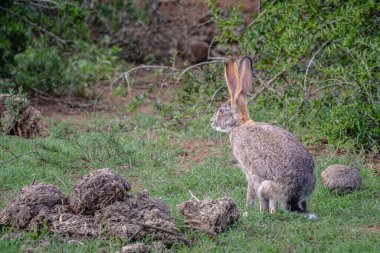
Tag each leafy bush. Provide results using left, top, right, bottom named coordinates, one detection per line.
left=11, top=41, right=121, bottom=94
left=208, top=0, right=379, bottom=151
left=0, top=0, right=123, bottom=94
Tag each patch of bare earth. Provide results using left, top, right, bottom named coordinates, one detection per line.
left=366, top=224, right=380, bottom=234
left=31, top=71, right=177, bottom=126
left=176, top=138, right=226, bottom=172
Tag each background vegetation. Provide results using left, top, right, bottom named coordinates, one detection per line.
left=0, top=1, right=379, bottom=252
left=208, top=0, right=379, bottom=151
left=0, top=0, right=124, bottom=95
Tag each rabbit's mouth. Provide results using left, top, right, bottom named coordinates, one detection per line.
left=211, top=122, right=235, bottom=133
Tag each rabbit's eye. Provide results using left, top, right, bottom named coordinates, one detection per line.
left=218, top=109, right=224, bottom=115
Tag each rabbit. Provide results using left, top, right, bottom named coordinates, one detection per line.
left=211, top=56, right=316, bottom=213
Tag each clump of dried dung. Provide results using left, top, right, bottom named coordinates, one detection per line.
left=321, top=164, right=362, bottom=194
left=0, top=183, right=67, bottom=229
left=98, top=192, right=178, bottom=241
left=121, top=242, right=150, bottom=253
left=70, top=168, right=131, bottom=214
left=0, top=169, right=186, bottom=247
left=0, top=94, right=44, bottom=138
left=49, top=204, right=102, bottom=237
left=179, top=197, right=240, bottom=235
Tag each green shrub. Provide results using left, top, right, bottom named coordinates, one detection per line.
left=0, top=1, right=123, bottom=94
left=207, top=0, right=379, bottom=151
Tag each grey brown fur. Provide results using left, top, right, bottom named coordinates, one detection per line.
left=211, top=56, right=316, bottom=213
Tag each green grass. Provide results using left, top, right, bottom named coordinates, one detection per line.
left=0, top=110, right=379, bottom=253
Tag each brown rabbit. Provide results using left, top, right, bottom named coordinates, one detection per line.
left=211, top=56, right=316, bottom=213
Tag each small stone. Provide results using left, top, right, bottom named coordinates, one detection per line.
left=321, top=165, right=362, bottom=194
left=308, top=213, right=318, bottom=221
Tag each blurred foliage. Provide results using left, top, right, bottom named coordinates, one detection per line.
left=205, top=0, right=379, bottom=151
left=0, top=0, right=124, bottom=94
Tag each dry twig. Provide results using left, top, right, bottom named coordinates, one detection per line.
left=0, top=151, right=36, bottom=166
left=303, top=40, right=331, bottom=88
left=131, top=221, right=192, bottom=246
left=175, top=60, right=227, bottom=84
left=248, top=0, right=277, bottom=27
left=0, top=6, right=67, bottom=44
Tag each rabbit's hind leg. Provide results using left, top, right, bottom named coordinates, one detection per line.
left=301, top=200, right=307, bottom=212
left=246, top=178, right=256, bottom=208
left=258, top=180, right=280, bottom=213
left=269, top=199, right=278, bottom=214
left=248, top=174, right=266, bottom=210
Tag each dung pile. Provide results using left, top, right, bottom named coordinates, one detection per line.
left=0, top=94, right=43, bottom=138
left=0, top=183, right=67, bottom=229
left=178, top=197, right=240, bottom=235
left=70, top=169, right=131, bottom=214
left=0, top=169, right=184, bottom=246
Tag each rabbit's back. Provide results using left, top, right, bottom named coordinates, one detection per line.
left=230, top=121, right=316, bottom=197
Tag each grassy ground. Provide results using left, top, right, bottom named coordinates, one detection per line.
left=0, top=87, right=379, bottom=252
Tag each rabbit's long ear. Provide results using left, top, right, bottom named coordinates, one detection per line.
left=237, top=56, right=253, bottom=99
left=224, top=59, right=240, bottom=107
left=236, top=56, right=253, bottom=122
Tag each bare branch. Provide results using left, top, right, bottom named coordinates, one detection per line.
left=206, top=37, right=229, bottom=61
left=0, top=6, right=67, bottom=44
left=249, top=68, right=286, bottom=102
left=207, top=86, right=223, bottom=109
left=247, top=0, right=277, bottom=27
left=175, top=60, right=227, bottom=84
left=131, top=220, right=192, bottom=245
left=111, top=65, right=179, bottom=88
left=304, top=40, right=331, bottom=86
left=0, top=151, right=36, bottom=166
left=0, top=144, right=17, bottom=158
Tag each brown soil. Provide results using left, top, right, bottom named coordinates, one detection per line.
left=177, top=139, right=226, bottom=171
left=31, top=73, right=176, bottom=126
left=178, top=197, right=240, bottom=235
left=367, top=224, right=380, bottom=233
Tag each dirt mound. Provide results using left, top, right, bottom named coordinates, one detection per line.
left=0, top=94, right=44, bottom=138
left=0, top=169, right=187, bottom=247
left=179, top=197, right=240, bottom=235
left=0, top=183, right=67, bottom=229
left=321, top=165, right=362, bottom=194
left=70, top=168, right=131, bottom=214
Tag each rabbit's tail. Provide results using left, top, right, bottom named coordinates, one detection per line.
left=287, top=199, right=307, bottom=213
